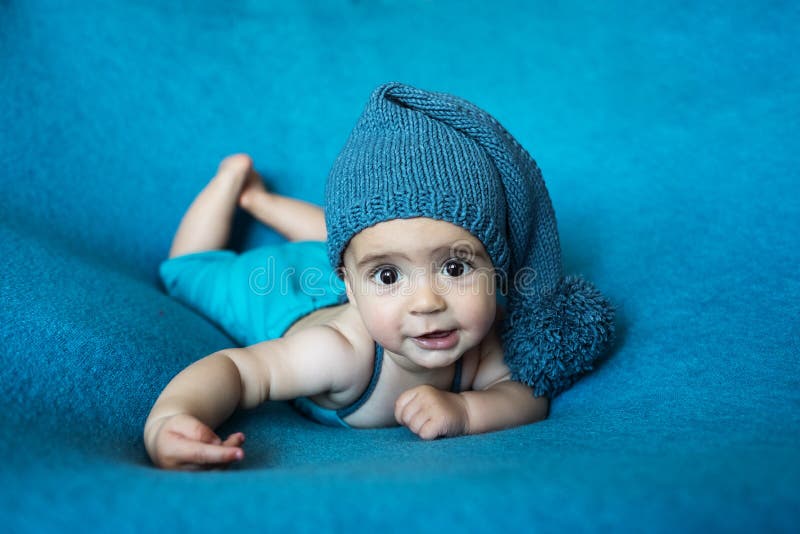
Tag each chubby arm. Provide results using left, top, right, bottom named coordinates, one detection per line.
left=460, top=380, right=549, bottom=435
left=144, top=326, right=355, bottom=469
left=459, top=329, right=549, bottom=435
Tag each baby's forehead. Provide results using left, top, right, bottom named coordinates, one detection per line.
left=344, top=217, right=490, bottom=264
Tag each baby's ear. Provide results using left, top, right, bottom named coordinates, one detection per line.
left=340, top=268, right=358, bottom=307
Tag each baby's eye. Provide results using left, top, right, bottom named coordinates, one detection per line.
left=442, top=259, right=473, bottom=278
left=371, top=266, right=400, bottom=286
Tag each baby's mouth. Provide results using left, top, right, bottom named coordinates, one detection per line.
left=418, top=330, right=453, bottom=339
left=411, top=329, right=459, bottom=350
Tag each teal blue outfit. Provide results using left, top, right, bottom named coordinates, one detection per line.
left=160, top=240, right=465, bottom=428
left=160, top=241, right=345, bottom=347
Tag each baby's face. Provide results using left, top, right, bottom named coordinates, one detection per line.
left=342, top=217, right=496, bottom=370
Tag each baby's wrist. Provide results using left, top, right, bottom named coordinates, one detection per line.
left=143, top=411, right=181, bottom=453
left=455, top=392, right=472, bottom=436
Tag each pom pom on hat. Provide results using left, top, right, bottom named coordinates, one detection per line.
left=325, top=82, right=615, bottom=398
left=502, top=276, right=615, bottom=398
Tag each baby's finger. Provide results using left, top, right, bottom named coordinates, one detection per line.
left=394, top=390, right=419, bottom=424
left=408, top=411, right=431, bottom=435
left=170, top=437, right=244, bottom=468
left=221, top=432, right=246, bottom=447
left=417, top=419, right=442, bottom=441
left=396, top=398, right=424, bottom=427
left=169, top=415, right=222, bottom=444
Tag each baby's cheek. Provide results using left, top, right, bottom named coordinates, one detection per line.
left=462, top=293, right=497, bottom=337
left=361, top=302, right=403, bottom=345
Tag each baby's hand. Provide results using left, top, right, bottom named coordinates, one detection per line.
left=145, top=414, right=245, bottom=470
left=394, top=385, right=469, bottom=440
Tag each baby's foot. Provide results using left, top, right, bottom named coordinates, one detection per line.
left=214, top=153, right=253, bottom=192
left=237, top=161, right=269, bottom=211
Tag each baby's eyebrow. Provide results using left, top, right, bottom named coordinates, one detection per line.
left=432, top=244, right=490, bottom=262
left=355, top=252, right=411, bottom=269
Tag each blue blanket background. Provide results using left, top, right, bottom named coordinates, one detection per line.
left=2, top=1, right=798, bottom=531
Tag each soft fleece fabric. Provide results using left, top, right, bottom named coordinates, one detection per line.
left=1, top=1, right=798, bottom=531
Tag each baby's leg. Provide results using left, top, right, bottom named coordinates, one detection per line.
left=239, top=169, right=327, bottom=242
left=168, top=154, right=252, bottom=258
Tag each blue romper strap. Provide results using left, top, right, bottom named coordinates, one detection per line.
left=337, top=343, right=385, bottom=418
left=450, top=357, right=463, bottom=393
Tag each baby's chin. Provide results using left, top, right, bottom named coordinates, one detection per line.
left=399, top=340, right=472, bottom=369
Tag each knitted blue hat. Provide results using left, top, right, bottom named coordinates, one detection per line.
left=325, top=82, right=614, bottom=398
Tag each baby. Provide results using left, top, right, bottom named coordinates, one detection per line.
left=144, top=82, right=614, bottom=470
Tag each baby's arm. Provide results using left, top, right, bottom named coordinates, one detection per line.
left=394, top=331, right=548, bottom=440
left=144, top=326, right=356, bottom=470
left=458, top=379, right=548, bottom=435
left=459, top=330, right=549, bottom=435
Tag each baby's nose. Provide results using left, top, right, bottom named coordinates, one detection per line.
left=408, top=276, right=446, bottom=314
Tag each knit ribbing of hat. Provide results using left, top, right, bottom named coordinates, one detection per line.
left=381, top=83, right=563, bottom=296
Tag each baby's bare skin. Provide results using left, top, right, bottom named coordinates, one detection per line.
left=144, top=155, right=549, bottom=471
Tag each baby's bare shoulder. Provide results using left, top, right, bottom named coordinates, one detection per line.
left=281, top=303, right=376, bottom=394
left=286, top=303, right=373, bottom=356
left=329, top=305, right=376, bottom=356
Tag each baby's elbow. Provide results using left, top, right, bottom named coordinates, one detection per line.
left=530, top=395, right=549, bottom=423
left=239, top=375, right=270, bottom=410
left=504, top=380, right=549, bottom=424
left=216, top=348, right=271, bottom=409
